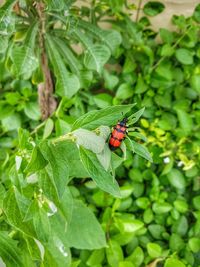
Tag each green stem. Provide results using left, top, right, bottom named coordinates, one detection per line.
left=150, top=24, right=193, bottom=72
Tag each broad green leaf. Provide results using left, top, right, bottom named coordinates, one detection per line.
left=74, top=29, right=111, bottom=73
left=79, top=20, right=121, bottom=52
left=0, top=232, right=24, bottom=267
left=167, top=168, right=186, bottom=189
left=175, top=48, right=194, bottom=65
left=119, top=261, right=135, bottom=267
left=86, top=249, right=105, bottom=266
left=176, top=109, right=193, bottom=135
left=40, top=142, right=69, bottom=198
left=45, top=0, right=65, bottom=11
left=147, top=243, right=162, bottom=258
left=93, top=93, right=113, bottom=108
left=169, top=234, right=185, bottom=251
left=72, top=104, right=135, bottom=130
left=188, top=237, right=200, bottom=252
left=193, top=4, right=200, bottom=23
left=24, top=102, right=40, bottom=121
left=66, top=200, right=106, bottom=249
left=116, top=83, right=134, bottom=100
left=1, top=113, right=21, bottom=131
left=0, top=0, right=17, bottom=22
left=159, top=28, right=174, bottom=44
left=53, top=37, right=82, bottom=74
left=190, top=74, right=200, bottom=93
left=152, top=202, right=172, bottom=214
left=164, top=258, right=186, bottom=267
left=106, top=240, right=124, bottom=267
left=129, top=139, right=152, bottom=162
left=97, top=144, right=112, bottom=171
left=127, top=246, right=144, bottom=266
left=25, top=146, right=48, bottom=174
left=79, top=147, right=120, bottom=197
left=127, top=107, right=145, bottom=125
left=143, top=1, right=165, bottom=16
left=135, top=75, right=148, bottom=94
left=0, top=36, right=8, bottom=53
left=46, top=35, right=80, bottom=98
left=3, top=187, right=35, bottom=236
left=43, top=118, right=54, bottom=139
left=44, top=236, right=71, bottom=267
left=10, top=22, right=39, bottom=79
left=118, top=218, right=144, bottom=233
left=73, top=128, right=105, bottom=154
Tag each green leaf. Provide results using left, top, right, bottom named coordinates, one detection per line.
left=129, top=139, right=152, bottom=162
left=79, top=20, right=122, bottom=53
left=46, top=35, right=80, bottom=98
left=10, top=22, right=39, bottom=79
left=86, top=249, right=105, bottom=266
left=135, top=75, right=148, bottom=94
left=25, top=146, right=48, bottom=174
left=40, top=142, right=69, bottom=198
left=24, top=102, right=40, bottom=121
left=93, top=93, right=113, bottom=108
left=175, top=48, right=194, bottom=65
left=190, top=74, right=200, bottom=93
left=188, top=237, right=200, bottom=253
left=0, top=0, right=17, bottom=21
left=116, top=83, right=134, bottom=100
left=176, top=109, right=193, bottom=135
left=74, top=29, right=111, bottom=73
left=79, top=146, right=121, bottom=197
left=72, top=104, right=135, bottom=130
left=126, top=246, right=144, bottom=266
left=3, top=187, right=35, bottom=236
left=66, top=200, right=106, bottom=249
left=164, top=258, right=186, bottom=267
left=152, top=202, right=172, bottom=214
left=96, top=144, right=111, bottom=171
left=106, top=240, right=124, bottom=267
left=53, top=37, right=82, bottom=74
left=159, top=28, right=174, bottom=44
left=143, top=1, right=165, bottom=16
left=45, top=0, right=65, bottom=11
left=43, top=118, right=54, bottom=139
left=169, top=234, right=185, bottom=251
left=193, top=4, right=200, bottom=23
left=27, top=199, right=51, bottom=242
left=44, top=236, right=71, bottom=267
left=73, top=128, right=105, bottom=154
left=0, top=232, right=24, bottom=267
left=1, top=113, right=21, bottom=131
left=167, top=169, right=186, bottom=190
left=147, top=243, right=162, bottom=258
left=128, top=107, right=145, bottom=125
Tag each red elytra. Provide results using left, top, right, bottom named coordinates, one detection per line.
left=109, top=118, right=128, bottom=151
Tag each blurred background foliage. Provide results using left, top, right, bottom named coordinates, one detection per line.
left=0, top=0, right=200, bottom=267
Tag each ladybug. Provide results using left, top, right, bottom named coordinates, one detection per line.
left=109, top=117, right=128, bottom=151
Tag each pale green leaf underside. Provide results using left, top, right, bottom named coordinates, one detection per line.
left=79, top=147, right=121, bottom=197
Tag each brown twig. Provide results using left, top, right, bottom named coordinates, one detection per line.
left=136, top=0, right=143, bottom=22
left=36, top=2, right=57, bottom=120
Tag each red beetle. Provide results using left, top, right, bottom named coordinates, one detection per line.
left=109, top=118, right=128, bottom=151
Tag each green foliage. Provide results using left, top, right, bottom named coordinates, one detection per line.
left=0, top=1, right=200, bottom=267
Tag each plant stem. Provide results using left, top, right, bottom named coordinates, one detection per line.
left=150, top=24, right=192, bottom=72
left=36, top=2, right=57, bottom=120
left=136, top=0, right=143, bottom=22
